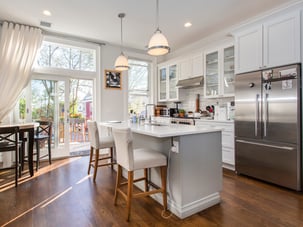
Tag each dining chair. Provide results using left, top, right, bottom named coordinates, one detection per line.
left=0, top=126, right=20, bottom=187
left=34, top=121, right=52, bottom=170
left=87, top=120, right=115, bottom=182
left=112, top=127, right=168, bottom=221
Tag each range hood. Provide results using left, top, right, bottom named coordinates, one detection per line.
left=176, top=76, right=204, bottom=88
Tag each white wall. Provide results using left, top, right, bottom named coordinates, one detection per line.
left=99, top=44, right=156, bottom=122
left=100, top=44, right=127, bottom=122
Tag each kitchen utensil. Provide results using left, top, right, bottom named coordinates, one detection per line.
left=195, top=94, right=200, bottom=112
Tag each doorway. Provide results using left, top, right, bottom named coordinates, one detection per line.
left=30, top=78, right=93, bottom=158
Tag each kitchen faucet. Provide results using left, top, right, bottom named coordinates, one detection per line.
left=145, top=104, right=155, bottom=123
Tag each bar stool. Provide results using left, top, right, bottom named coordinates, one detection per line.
left=0, top=126, right=20, bottom=187
left=87, top=120, right=115, bottom=182
left=112, top=127, right=168, bottom=221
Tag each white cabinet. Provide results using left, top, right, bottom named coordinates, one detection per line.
left=179, top=58, right=192, bottom=81
left=158, top=63, right=179, bottom=102
left=204, top=45, right=235, bottom=98
left=192, top=53, right=204, bottom=77
left=178, top=53, right=203, bottom=80
left=234, top=11, right=300, bottom=74
left=195, top=120, right=235, bottom=170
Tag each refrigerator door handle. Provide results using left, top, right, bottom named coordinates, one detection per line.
left=264, top=93, right=269, bottom=137
left=255, top=94, right=260, bottom=137
left=236, top=139, right=294, bottom=151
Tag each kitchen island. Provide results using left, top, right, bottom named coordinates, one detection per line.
left=100, top=122, right=222, bottom=219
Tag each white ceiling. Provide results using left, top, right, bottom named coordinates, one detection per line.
left=0, top=0, right=299, bottom=52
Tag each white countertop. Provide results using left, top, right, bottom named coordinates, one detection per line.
left=100, top=121, right=222, bottom=138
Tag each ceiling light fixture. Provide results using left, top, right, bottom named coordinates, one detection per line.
left=147, top=0, right=170, bottom=56
left=43, top=10, right=52, bottom=16
left=114, top=13, right=129, bottom=71
left=184, top=22, right=192, bottom=28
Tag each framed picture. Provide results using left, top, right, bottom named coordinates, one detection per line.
left=105, top=69, right=122, bottom=89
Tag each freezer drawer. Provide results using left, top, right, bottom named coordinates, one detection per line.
left=235, top=139, right=301, bottom=191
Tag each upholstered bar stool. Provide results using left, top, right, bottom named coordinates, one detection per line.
left=87, top=120, right=115, bottom=182
left=112, top=127, right=168, bottom=221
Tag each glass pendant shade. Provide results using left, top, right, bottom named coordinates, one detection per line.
left=115, top=52, right=129, bottom=71
left=115, top=13, right=129, bottom=71
left=147, top=29, right=170, bottom=56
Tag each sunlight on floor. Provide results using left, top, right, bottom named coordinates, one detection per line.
left=0, top=157, right=81, bottom=192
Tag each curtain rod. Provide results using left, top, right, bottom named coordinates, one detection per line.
left=0, top=20, right=106, bottom=46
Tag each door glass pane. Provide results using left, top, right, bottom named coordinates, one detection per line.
left=31, top=80, right=58, bottom=156
left=69, top=79, right=93, bottom=155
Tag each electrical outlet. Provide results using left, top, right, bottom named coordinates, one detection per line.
left=171, top=140, right=179, bottom=153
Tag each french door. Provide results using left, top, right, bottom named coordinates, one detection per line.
left=29, top=76, right=93, bottom=158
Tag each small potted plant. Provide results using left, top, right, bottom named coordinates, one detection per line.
left=178, top=109, right=185, bottom=118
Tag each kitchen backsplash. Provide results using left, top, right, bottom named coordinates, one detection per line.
left=164, top=86, right=234, bottom=112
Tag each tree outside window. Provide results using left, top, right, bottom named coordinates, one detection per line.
left=36, top=41, right=96, bottom=72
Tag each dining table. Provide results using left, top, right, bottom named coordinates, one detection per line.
left=0, top=122, right=38, bottom=177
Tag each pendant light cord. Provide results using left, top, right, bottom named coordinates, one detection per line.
left=156, top=0, right=159, bottom=31
left=120, top=15, right=123, bottom=52
left=118, top=13, right=125, bottom=53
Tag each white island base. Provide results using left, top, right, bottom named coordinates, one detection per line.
left=132, top=130, right=222, bottom=219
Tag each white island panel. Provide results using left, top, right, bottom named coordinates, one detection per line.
left=101, top=122, right=222, bottom=219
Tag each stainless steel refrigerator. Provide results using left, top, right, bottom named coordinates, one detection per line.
left=235, top=64, right=302, bottom=191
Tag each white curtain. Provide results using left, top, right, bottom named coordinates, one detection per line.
left=0, top=21, right=43, bottom=122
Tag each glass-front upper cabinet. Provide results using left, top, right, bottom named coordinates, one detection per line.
left=158, top=67, right=167, bottom=101
left=204, top=44, right=235, bottom=98
left=158, top=63, right=178, bottom=102
left=205, top=51, right=219, bottom=97
left=168, top=64, right=177, bottom=100
left=223, top=46, right=235, bottom=96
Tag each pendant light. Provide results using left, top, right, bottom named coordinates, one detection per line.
left=115, top=13, right=129, bottom=71
left=147, top=0, right=170, bottom=56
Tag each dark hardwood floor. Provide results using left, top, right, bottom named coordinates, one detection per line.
left=0, top=156, right=302, bottom=227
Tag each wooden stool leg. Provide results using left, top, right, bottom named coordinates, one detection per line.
left=93, top=149, right=99, bottom=182
left=36, top=141, right=40, bottom=171
left=144, top=168, right=148, bottom=192
left=48, top=138, right=52, bottom=164
left=114, top=165, right=122, bottom=205
left=18, top=148, right=22, bottom=178
left=110, top=147, right=114, bottom=169
left=87, top=147, right=93, bottom=174
left=127, top=171, right=134, bottom=222
left=19, top=131, right=25, bottom=171
left=15, top=148, right=18, bottom=187
left=161, top=166, right=168, bottom=211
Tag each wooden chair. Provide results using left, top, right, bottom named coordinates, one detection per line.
left=112, top=127, right=168, bottom=221
left=87, top=120, right=115, bottom=182
left=34, top=121, right=52, bottom=170
left=0, top=126, right=20, bottom=187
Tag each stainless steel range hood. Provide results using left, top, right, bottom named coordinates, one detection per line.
left=176, top=76, right=204, bottom=88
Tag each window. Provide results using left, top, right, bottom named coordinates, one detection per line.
left=128, top=59, right=150, bottom=117
left=36, top=41, right=96, bottom=72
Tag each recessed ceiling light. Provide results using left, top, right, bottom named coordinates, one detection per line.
left=184, top=22, right=192, bottom=28
left=43, top=10, right=52, bottom=16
